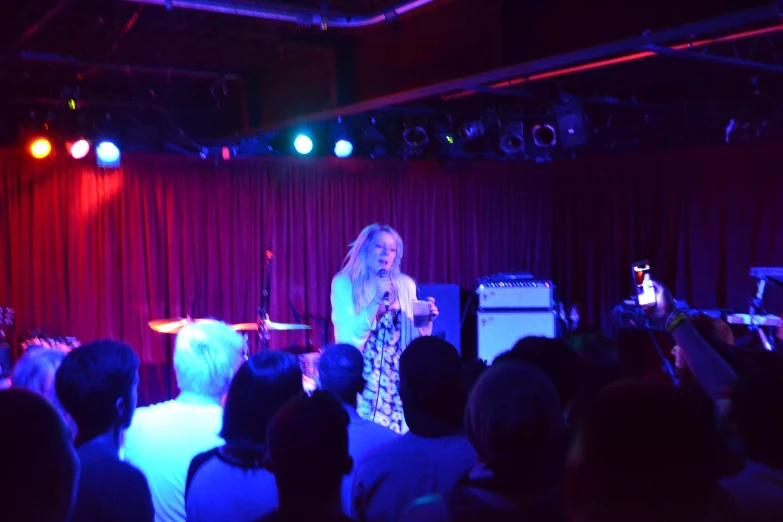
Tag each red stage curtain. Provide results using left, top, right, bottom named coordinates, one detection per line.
left=2, top=144, right=782, bottom=403
left=0, top=153, right=552, bottom=403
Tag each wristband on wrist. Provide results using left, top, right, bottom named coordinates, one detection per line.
left=665, top=310, right=689, bottom=333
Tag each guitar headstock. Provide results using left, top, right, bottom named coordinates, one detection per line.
left=0, top=308, right=14, bottom=341
left=0, top=307, right=14, bottom=327
left=19, top=327, right=80, bottom=352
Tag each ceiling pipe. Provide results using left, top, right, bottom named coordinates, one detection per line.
left=12, top=0, right=75, bottom=48
left=444, top=22, right=783, bottom=101
left=642, top=43, right=783, bottom=73
left=220, top=4, right=783, bottom=139
left=119, top=0, right=441, bottom=28
left=18, top=51, right=242, bottom=81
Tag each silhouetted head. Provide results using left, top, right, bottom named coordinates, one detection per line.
left=565, top=330, right=624, bottom=426
left=0, top=388, right=79, bottom=522
left=55, top=339, right=139, bottom=445
left=318, top=344, right=365, bottom=406
left=220, top=351, right=303, bottom=447
left=12, top=346, right=67, bottom=405
left=566, top=380, right=720, bottom=522
left=466, top=361, right=568, bottom=492
left=267, top=390, right=352, bottom=508
left=400, top=336, right=465, bottom=436
left=732, top=351, right=783, bottom=470
left=495, top=336, right=582, bottom=411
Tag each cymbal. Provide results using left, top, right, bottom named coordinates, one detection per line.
left=149, top=318, right=311, bottom=334
left=148, top=318, right=190, bottom=334
left=232, top=321, right=312, bottom=331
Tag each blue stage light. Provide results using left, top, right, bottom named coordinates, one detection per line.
left=334, top=140, right=353, bottom=158
left=96, top=141, right=120, bottom=167
left=294, top=135, right=313, bottom=155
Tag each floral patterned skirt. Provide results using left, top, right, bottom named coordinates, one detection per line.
left=356, top=309, right=404, bottom=434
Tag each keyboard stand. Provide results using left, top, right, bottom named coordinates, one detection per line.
left=745, top=267, right=783, bottom=351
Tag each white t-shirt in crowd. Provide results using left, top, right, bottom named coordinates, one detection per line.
left=123, top=398, right=224, bottom=522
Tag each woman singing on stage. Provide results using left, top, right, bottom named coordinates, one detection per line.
left=330, top=224, right=439, bottom=434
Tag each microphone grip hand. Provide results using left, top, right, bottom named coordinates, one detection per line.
left=375, top=270, right=393, bottom=304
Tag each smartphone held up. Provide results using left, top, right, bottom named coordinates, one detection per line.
left=632, top=260, right=656, bottom=309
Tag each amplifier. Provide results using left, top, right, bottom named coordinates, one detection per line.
left=0, top=342, right=10, bottom=378
left=477, top=311, right=561, bottom=363
left=476, top=280, right=555, bottom=310
left=418, top=284, right=461, bottom=355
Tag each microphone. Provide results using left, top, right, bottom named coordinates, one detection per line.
left=378, top=269, right=390, bottom=305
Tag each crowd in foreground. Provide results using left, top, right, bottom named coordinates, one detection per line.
left=2, top=281, right=782, bottom=522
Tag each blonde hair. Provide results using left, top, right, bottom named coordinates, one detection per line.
left=173, top=321, right=246, bottom=398
left=339, top=224, right=404, bottom=314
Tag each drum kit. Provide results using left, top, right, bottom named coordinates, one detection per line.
left=149, top=314, right=318, bottom=391
left=148, top=249, right=311, bottom=344
left=147, top=250, right=320, bottom=390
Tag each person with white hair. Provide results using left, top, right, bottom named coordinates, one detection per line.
left=123, top=321, right=247, bottom=522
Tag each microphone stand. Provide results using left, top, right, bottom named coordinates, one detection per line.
left=259, top=250, right=274, bottom=353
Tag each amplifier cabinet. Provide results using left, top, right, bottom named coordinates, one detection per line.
left=476, top=280, right=555, bottom=310
left=418, top=284, right=461, bottom=355
left=477, top=310, right=561, bottom=363
left=0, top=342, right=10, bottom=378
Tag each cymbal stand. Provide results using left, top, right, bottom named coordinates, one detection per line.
left=259, top=250, right=274, bottom=353
left=258, top=308, right=271, bottom=353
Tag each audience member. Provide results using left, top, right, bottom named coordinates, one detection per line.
left=123, top=321, right=247, bottom=522
left=721, top=351, right=783, bottom=521
left=351, top=336, right=477, bottom=522
left=494, top=336, right=582, bottom=417
left=11, top=346, right=66, bottom=399
left=564, top=330, right=623, bottom=427
left=0, top=388, right=79, bottom=522
left=11, top=346, right=77, bottom=436
left=660, top=311, right=747, bottom=476
left=318, top=344, right=399, bottom=515
left=186, top=352, right=304, bottom=522
left=649, top=282, right=737, bottom=401
left=260, top=390, right=355, bottom=522
left=56, top=339, right=154, bottom=522
left=565, top=380, right=736, bottom=522
left=402, top=361, right=569, bottom=522
left=672, top=313, right=737, bottom=378
left=461, top=358, right=489, bottom=394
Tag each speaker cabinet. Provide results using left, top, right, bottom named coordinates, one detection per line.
left=477, top=310, right=560, bottom=363
left=418, top=284, right=461, bottom=355
left=0, top=342, right=11, bottom=377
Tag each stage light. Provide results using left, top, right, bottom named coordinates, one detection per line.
left=294, top=134, right=313, bottom=155
left=532, top=124, right=557, bottom=148
left=402, top=126, right=429, bottom=148
left=69, top=139, right=90, bottom=159
left=498, top=122, right=525, bottom=156
left=96, top=141, right=120, bottom=168
left=334, top=139, right=353, bottom=158
left=457, top=121, right=484, bottom=141
left=30, top=139, right=52, bottom=159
